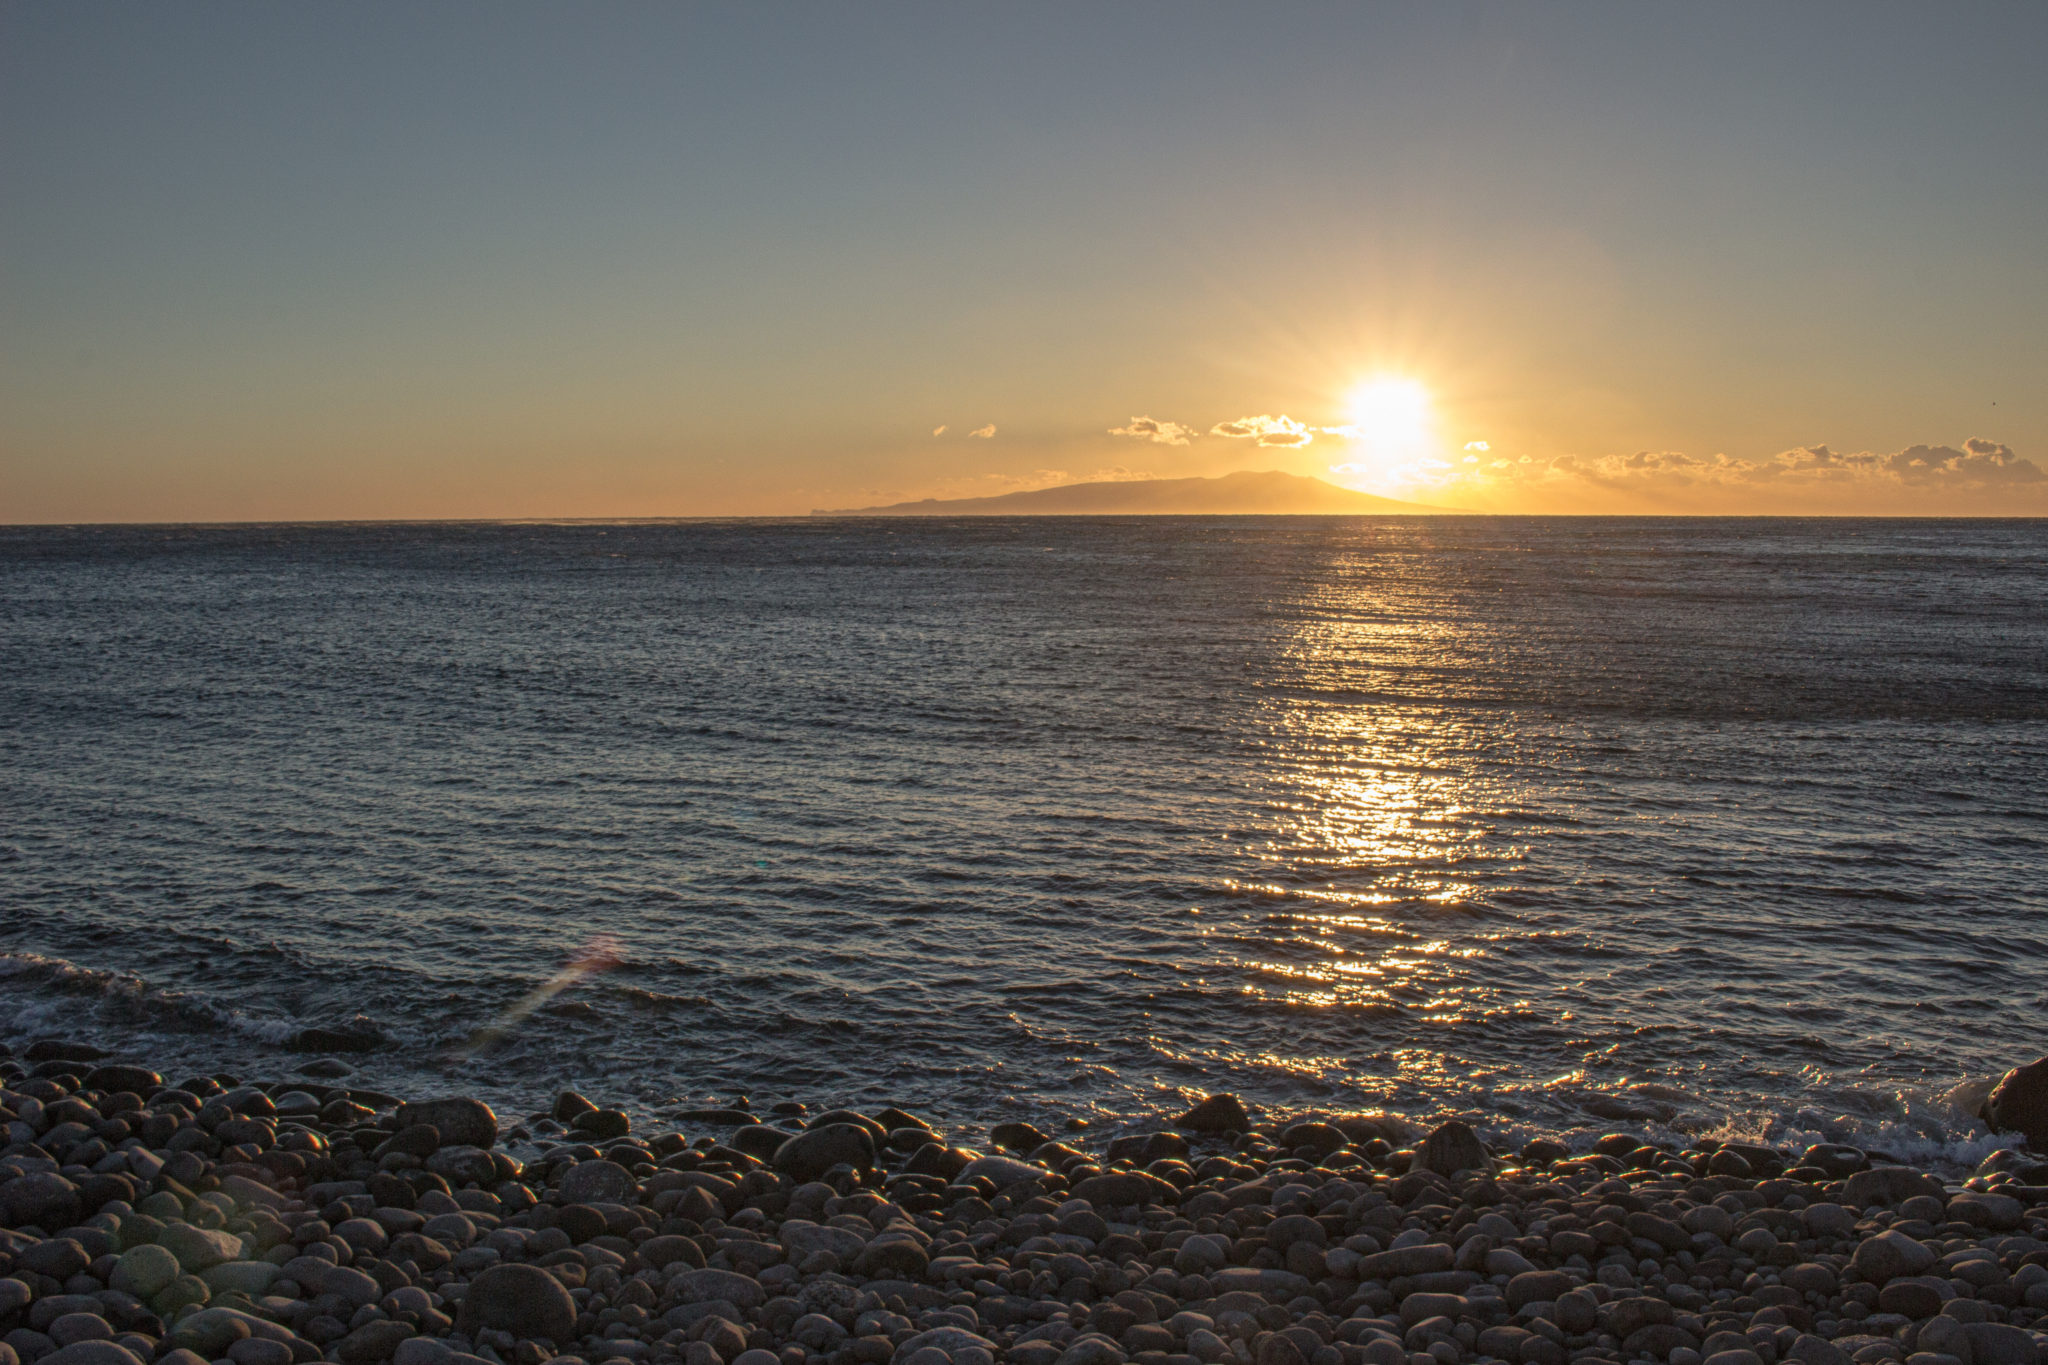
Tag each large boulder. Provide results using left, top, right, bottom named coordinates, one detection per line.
left=1849, top=1230, right=1935, bottom=1285
left=456, top=1264, right=576, bottom=1344
left=1412, top=1120, right=1490, bottom=1177
left=84, top=1065, right=162, bottom=1095
left=394, top=1098, right=497, bottom=1149
left=1174, top=1095, right=1252, bottom=1134
left=772, top=1124, right=877, bottom=1183
left=0, top=1173, right=81, bottom=1229
left=1982, top=1058, right=2048, bottom=1149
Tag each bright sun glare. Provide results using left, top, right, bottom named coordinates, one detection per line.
left=1346, top=377, right=1431, bottom=447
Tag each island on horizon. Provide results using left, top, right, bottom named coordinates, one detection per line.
left=815, top=469, right=1447, bottom=517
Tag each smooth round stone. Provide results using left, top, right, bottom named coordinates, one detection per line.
left=225, top=1341, right=293, bottom=1365
left=558, top=1160, right=634, bottom=1205
left=47, top=1316, right=114, bottom=1348
left=455, top=1264, right=577, bottom=1344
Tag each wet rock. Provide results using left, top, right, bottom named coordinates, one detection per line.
left=1411, top=1121, right=1489, bottom=1177
left=955, top=1155, right=1050, bottom=1188
left=569, top=1108, right=629, bottom=1140
left=394, top=1099, right=497, bottom=1149
left=82, top=1065, right=161, bottom=1095
left=1980, top=1058, right=2048, bottom=1149
left=992, top=1122, right=1053, bottom=1153
left=285, top=1023, right=384, bottom=1053
left=772, top=1123, right=877, bottom=1182
left=456, top=1265, right=576, bottom=1344
left=1174, top=1095, right=1252, bottom=1134
left=1070, top=1172, right=1176, bottom=1208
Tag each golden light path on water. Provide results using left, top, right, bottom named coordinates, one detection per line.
left=1152, top=563, right=1555, bottom=1116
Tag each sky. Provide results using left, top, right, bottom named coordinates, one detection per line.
left=4, top=3, right=2046, bottom=520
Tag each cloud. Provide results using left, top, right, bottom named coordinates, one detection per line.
left=1464, top=441, right=1490, bottom=452
left=1550, top=439, right=2045, bottom=490
left=968, top=424, right=996, bottom=439
left=932, top=425, right=947, bottom=436
left=1377, top=434, right=2044, bottom=512
left=1211, top=414, right=1314, bottom=447
left=1109, top=415, right=1198, bottom=446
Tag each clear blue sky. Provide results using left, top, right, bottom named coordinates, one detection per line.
left=4, top=3, right=2045, bottom=517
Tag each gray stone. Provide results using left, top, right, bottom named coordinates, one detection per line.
left=1947, top=1194, right=2024, bottom=1232
left=779, top=1220, right=867, bottom=1263
left=1841, top=1167, right=1945, bottom=1210
left=1788, top=1337, right=1849, bottom=1365
left=0, top=1174, right=80, bottom=1229
left=1961, top=1324, right=2037, bottom=1365
left=893, top=1328, right=998, bottom=1363
left=559, top=1160, right=635, bottom=1205
left=456, top=1264, right=576, bottom=1344
left=45, top=1316, right=110, bottom=1348
left=156, top=1224, right=244, bottom=1273
left=1354, top=1244, right=1455, bottom=1279
left=42, top=1346, right=143, bottom=1365
left=852, top=1236, right=929, bottom=1279
left=227, top=1341, right=294, bottom=1365
left=1507, top=1271, right=1574, bottom=1309
left=394, top=1098, right=498, bottom=1150
left=200, top=1262, right=278, bottom=1297
left=335, top=1320, right=413, bottom=1365
left=665, top=1269, right=766, bottom=1311
left=1851, top=1231, right=1936, bottom=1285
left=424, top=1145, right=497, bottom=1186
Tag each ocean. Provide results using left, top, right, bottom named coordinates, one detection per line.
left=2, top=517, right=2043, bottom=1165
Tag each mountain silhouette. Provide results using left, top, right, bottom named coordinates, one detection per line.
left=818, top=469, right=1445, bottom=515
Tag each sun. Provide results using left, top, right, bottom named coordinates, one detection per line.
left=1345, top=377, right=1431, bottom=448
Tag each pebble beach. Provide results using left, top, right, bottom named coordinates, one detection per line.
left=5, top=1042, right=2048, bottom=1365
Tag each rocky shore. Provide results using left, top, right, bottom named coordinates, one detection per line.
left=5, top=1042, right=2048, bottom=1365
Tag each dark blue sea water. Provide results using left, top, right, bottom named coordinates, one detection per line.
left=2, top=518, right=2044, bottom=1164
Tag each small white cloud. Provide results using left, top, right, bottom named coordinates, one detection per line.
left=932, top=425, right=947, bottom=437
left=968, top=424, right=996, bottom=439
left=1109, top=415, right=1198, bottom=446
left=1211, top=414, right=1313, bottom=447
left=1464, top=440, right=1490, bottom=452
